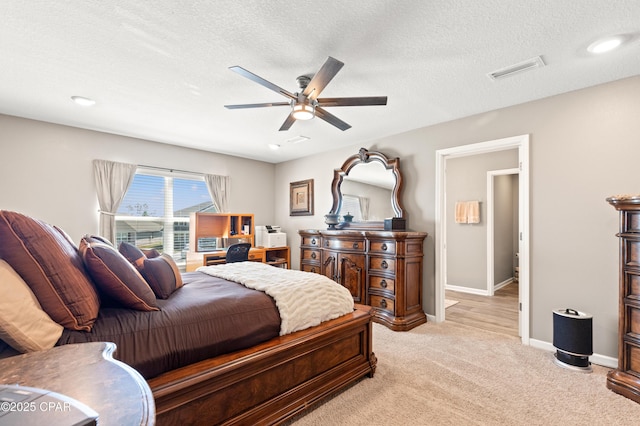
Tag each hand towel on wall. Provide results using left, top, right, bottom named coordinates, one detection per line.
left=455, top=202, right=468, bottom=224
left=467, top=201, right=480, bottom=224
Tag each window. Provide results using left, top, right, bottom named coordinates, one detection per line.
left=115, top=170, right=215, bottom=269
left=341, top=195, right=364, bottom=222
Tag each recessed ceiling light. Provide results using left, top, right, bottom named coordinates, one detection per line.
left=587, top=35, right=627, bottom=54
left=71, top=96, right=96, bottom=106
left=268, top=143, right=280, bottom=150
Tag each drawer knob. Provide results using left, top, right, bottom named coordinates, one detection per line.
left=325, top=241, right=330, bottom=247
left=380, top=299, right=387, bottom=309
left=380, top=279, right=387, bottom=288
left=381, top=243, right=388, bottom=251
left=311, top=267, right=316, bottom=273
left=381, top=260, right=389, bottom=269
left=353, top=242, right=359, bottom=249
left=311, top=238, right=317, bottom=245
left=311, top=252, right=316, bottom=260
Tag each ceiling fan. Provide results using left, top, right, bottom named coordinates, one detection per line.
left=224, top=57, right=387, bottom=131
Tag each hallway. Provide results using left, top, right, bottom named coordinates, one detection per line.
left=445, top=283, right=519, bottom=337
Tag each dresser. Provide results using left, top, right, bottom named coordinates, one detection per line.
left=606, top=195, right=640, bottom=403
left=300, top=229, right=427, bottom=331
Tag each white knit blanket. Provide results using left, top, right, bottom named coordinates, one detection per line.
left=197, top=262, right=354, bottom=335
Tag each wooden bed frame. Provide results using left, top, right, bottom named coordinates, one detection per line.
left=147, top=304, right=377, bottom=425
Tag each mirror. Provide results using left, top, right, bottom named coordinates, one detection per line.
left=329, top=148, right=404, bottom=229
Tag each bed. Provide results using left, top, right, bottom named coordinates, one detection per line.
left=0, top=210, right=376, bottom=425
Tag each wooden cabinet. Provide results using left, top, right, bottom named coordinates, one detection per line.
left=189, top=212, right=255, bottom=250
left=299, top=229, right=427, bottom=331
left=300, top=233, right=322, bottom=274
left=321, top=234, right=366, bottom=303
left=322, top=249, right=366, bottom=303
left=606, top=196, right=640, bottom=404
left=264, top=246, right=291, bottom=268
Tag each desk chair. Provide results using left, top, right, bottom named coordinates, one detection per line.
left=225, top=243, right=251, bottom=263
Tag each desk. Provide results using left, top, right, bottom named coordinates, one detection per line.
left=263, top=246, right=291, bottom=268
left=0, top=342, right=154, bottom=425
left=186, top=246, right=290, bottom=271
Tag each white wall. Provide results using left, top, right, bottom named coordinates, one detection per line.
left=446, top=150, right=518, bottom=290
left=275, top=75, right=640, bottom=358
left=493, top=173, right=518, bottom=285
left=0, top=115, right=276, bottom=244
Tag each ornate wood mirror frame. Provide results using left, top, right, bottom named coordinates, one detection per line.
left=329, top=147, right=404, bottom=230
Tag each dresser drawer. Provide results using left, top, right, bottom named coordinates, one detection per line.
left=369, top=256, right=396, bottom=274
left=301, top=264, right=321, bottom=274
left=301, top=248, right=321, bottom=263
left=370, top=295, right=395, bottom=315
left=301, top=235, right=321, bottom=247
left=369, top=276, right=395, bottom=293
left=323, top=238, right=365, bottom=252
left=369, top=240, right=396, bottom=255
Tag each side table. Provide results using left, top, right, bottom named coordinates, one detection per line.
left=0, top=342, right=154, bottom=425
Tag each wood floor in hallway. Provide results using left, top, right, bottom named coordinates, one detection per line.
left=445, top=282, right=519, bottom=338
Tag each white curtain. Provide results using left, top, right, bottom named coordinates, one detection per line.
left=204, top=174, right=230, bottom=213
left=93, top=159, right=137, bottom=243
left=359, top=197, right=370, bottom=221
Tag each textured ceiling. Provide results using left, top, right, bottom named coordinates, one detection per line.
left=2, top=1, right=639, bottom=163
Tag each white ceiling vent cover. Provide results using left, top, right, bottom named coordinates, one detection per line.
left=487, top=56, right=545, bottom=81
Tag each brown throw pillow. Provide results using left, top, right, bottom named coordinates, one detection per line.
left=118, top=241, right=146, bottom=268
left=141, top=254, right=184, bottom=299
left=142, top=248, right=161, bottom=259
left=83, top=234, right=114, bottom=247
left=119, top=242, right=183, bottom=299
left=0, top=211, right=99, bottom=331
left=80, top=238, right=158, bottom=311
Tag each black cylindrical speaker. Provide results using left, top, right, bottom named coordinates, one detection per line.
left=552, top=308, right=593, bottom=371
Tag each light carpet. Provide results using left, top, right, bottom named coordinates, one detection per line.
left=290, top=321, right=640, bottom=425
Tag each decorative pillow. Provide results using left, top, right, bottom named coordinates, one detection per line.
left=118, top=241, right=147, bottom=268
left=142, top=248, right=161, bottom=259
left=0, top=211, right=99, bottom=331
left=79, top=238, right=158, bottom=311
left=0, top=259, right=64, bottom=352
left=83, top=234, right=114, bottom=247
left=140, top=254, right=184, bottom=299
left=119, top=242, right=183, bottom=299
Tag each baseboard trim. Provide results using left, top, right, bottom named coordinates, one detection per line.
left=529, top=338, right=617, bottom=369
left=445, top=284, right=488, bottom=296
left=494, top=278, right=514, bottom=291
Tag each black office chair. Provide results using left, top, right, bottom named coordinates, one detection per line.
left=225, top=243, right=251, bottom=263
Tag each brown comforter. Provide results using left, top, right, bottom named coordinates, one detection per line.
left=57, top=272, right=281, bottom=379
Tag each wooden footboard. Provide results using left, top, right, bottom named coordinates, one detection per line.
left=147, top=304, right=376, bottom=425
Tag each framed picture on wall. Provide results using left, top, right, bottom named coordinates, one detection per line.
left=290, top=179, right=314, bottom=216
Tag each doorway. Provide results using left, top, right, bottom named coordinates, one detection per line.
left=435, top=134, right=530, bottom=344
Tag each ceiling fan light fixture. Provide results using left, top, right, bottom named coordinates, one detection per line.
left=292, top=103, right=315, bottom=120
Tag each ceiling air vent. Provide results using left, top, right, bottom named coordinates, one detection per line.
left=487, top=56, right=545, bottom=81
left=286, top=135, right=310, bottom=144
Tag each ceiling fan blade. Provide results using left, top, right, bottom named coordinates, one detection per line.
left=302, top=57, right=344, bottom=101
left=229, top=66, right=297, bottom=100
left=279, top=113, right=296, bottom=131
left=224, top=101, right=290, bottom=109
left=317, top=96, right=388, bottom=107
left=315, top=106, right=351, bottom=131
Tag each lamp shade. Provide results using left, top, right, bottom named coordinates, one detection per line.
left=292, top=103, right=314, bottom=120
